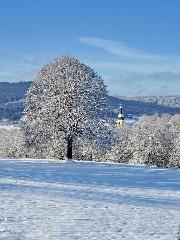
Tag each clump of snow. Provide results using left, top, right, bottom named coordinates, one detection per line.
left=0, top=159, right=179, bottom=240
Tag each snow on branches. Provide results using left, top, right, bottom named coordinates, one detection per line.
left=22, top=56, right=108, bottom=159
left=0, top=127, right=25, bottom=158
left=108, top=114, right=180, bottom=168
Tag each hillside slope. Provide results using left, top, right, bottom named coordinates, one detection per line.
left=0, top=82, right=180, bottom=121
left=123, top=96, right=180, bottom=108
left=108, top=96, right=180, bottom=117
left=0, top=159, right=179, bottom=240
left=0, top=82, right=31, bottom=104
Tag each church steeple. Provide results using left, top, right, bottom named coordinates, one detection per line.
left=116, top=105, right=124, bottom=127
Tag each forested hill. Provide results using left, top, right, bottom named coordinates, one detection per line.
left=122, top=96, right=180, bottom=108
left=0, top=81, right=180, bottom=121
left=0, top=82, right=31, bottom=121
left=0, top=82, right=31, bottom=104
left=108, top=96, right=180, bottom=117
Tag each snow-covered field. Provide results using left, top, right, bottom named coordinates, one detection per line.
left=0, top=159, right=179, bottom=240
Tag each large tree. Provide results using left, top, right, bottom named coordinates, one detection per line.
left=22, top=56, right=108, bottom=159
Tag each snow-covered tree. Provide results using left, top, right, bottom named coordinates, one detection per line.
left=73, top=137, right=105, bottom=161
left=71, top=119, right=119, bottom=161
left=169, top=115, right=180, bottom=168
left=106, top=125, right=131, bottom=163
left=128, top=114, right=174, bottom=166
left=25, top=132, right=67, bottom=159
left=107, top=114, right=179, bottom=167
left=22, top=56, right=108, bottom=159
left=0, top=128, right=25, bottom=158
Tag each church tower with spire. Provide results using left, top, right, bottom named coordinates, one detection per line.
left=116, top=105, right=124, bottom=127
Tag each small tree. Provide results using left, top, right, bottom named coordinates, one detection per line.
left=22, top=56, right=108, bottom=159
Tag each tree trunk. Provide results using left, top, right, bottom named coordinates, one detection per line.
left=67, top=137, right=73, bottom=159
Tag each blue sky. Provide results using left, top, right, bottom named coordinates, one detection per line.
left=0, top=0, right=180, bottom=96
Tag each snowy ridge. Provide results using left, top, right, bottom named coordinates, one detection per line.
left=0, top=159, right=179, bottom=239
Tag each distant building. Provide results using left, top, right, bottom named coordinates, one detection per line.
left=116, top=105, right=124, bottom=127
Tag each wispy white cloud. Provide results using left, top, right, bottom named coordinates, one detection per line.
left=79, top=37, right=180, bottom=73
left=79, top=37, right=180, bottom=95
left=86, top=60, right=180, bottom=74
left=79, top=37, right=167, bottom=61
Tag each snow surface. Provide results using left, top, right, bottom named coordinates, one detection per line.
left=0, top=159, right=179, bottom=240
left=0, top=125, right=19, bottom=130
